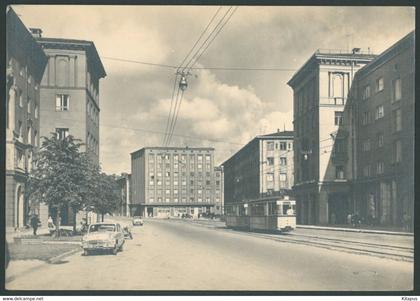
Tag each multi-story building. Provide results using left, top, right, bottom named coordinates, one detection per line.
left=116, top=173, right=132, bottom=217
left=223, top=130, right=294, bottom=210
left=131, top=147, right=220, bottom=218
left=349, top=31, right=414, bottom=229
left=287, top=49, right=375, bottom=225
left=6, top=8, right=48, bottom=228
left=32, top=31, right=106, bottom=225
left=33, top=31, right=106, bottom=165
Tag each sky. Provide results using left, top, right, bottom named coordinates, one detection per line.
left=12, top=5, right=415, bottom=175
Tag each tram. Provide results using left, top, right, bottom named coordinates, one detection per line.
left=225, top=196, right=296, bottom=232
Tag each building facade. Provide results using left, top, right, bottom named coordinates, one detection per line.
left=6, top=8, right=48, bottom=228
left=33, top=33, right=106, bottom=225
left=35, top=33, right=106, bottom=164
left=116, top=173, right=132, bottom=217
left=131, top=147, right=221, bottom=218
left=287, top=50, right=375, bottom=225
left=223, top=130, right=294, bottom=211
left=349, top=32, right=414, bottom=229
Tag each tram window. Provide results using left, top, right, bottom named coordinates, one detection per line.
left=268, top=202, right=276, bottom=215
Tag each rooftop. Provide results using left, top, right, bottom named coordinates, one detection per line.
left=131, top=146, right=215, bottom=156
left=36, top=37, right=106, bottom=78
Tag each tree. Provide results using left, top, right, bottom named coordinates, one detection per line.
left=90, top=173, right=121, bottom=222
left=26, top=133, right=87, bottom=236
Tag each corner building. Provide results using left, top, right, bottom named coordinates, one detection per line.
left=288, top=50, right=375, bottom=225
left=6, top=8, right=48, bottom=228
left=131, top=147, right=219, bottom=218
left=349, top=32, right=414, bottom=228
left=35, top=33, right=106, bottom=165
left=34, top=31, right=106, bottom=225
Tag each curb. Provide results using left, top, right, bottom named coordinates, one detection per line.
left=47, top=246, right=81, bottom=264
left=296, top=225, right=414, bottom=236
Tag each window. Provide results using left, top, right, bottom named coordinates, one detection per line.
left=288, top=143, right=292, bottom=150
left=197, top=163, right=202, bottom=169
left=393, top=109, right=402, bottom=132
left=19, top=89, right=23, bottom=107
left=56, top=94, right=70, bottom=111
left=34, top=104, right=38, bottom=119
left=376, top=161, right=384, bottom=175
left=279, top=142, right=287, bottom=150
left=266, top=174, right=274, bottom=182
left=375, top=105, right=384, bottom=120
left=149, top=197, right=154, bottom=203
left=280, top=157, right=287, bottom=166
left=376, top=77, right=384, bottom=92
left=166, top=171, right=171, bottom=177
left=363, top=165, right=371, bottom=177
left=362, top=139, right=371, bottom=152
left=174, top=180, right=178, bottom=186
left=334, top=111, right=343, bottom=126
left=394, top=140, right=402, bottom=163
left=377, top=133, right=384, bottom=148
left=361, top=111, right=370, bottom=125
left=362, top=85, right=371, bottom=100
left=392, top=78, right=402, bottom=102
left=157, top=180, right=162, bottom=186
left=174, top=189, right=178, bottom=195
left=27, top=127, right=31, bottom=144
left=335, top=165, right=345, bottom=179
left=56, top=128, right=69, bottom=140
left=267, top=157, right=274, bottom=166
left=267, top=142, right=274, bottom=151
left=165, top=189, right=170, bottom=195
left=205, top=155, right=211, bottom=162
left=182, top=180, right=186, bottom=186
left=34, top=130, right=38, bottom=147
left=279, top=173, right=287, bottom=182
left=27, top=98, right=31, bottom=114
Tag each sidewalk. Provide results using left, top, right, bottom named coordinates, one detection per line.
left=297, top=224, right=413, bottom=236
left=6, top=226, right=50, bottom=243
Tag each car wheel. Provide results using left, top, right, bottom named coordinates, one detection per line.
left=112, top=244, right=118, bottom=255
left=119, top=243, right=124, bottom=251
left=83, top=249, right=90, bottom=256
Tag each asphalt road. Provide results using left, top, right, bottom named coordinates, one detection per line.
left=6, top=218, right=413, bottom=291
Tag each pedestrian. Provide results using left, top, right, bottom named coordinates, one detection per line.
left=402, top=212, right=411, bottom=232
left=47, top=215, right=55, bottom=234
left=347, top=213, right=352, bottom=225
left=30, top=214, right=40, bottom=236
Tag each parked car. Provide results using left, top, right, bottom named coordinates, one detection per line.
left=132, top=216, right=144, bottom=226
left=81, top=223, right=125, bottom=256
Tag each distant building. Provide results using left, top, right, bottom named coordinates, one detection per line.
left=223, top=130, right=294, bottom=212
left=6, top=8, right=48, bottom=228
left=116, top=173, right=131, bottom=217
left=33, top=32, right=106, bottom=225
left=131, top=147, right=220, bottom=218
left=287, top=49, right=375, bottom=225
left=349, top=31, right=414, bottom=229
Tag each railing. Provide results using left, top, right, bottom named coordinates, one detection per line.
left=316, top=48, right=374, bottom=55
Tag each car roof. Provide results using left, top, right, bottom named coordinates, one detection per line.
left=89, top=222, right=118, bottom=225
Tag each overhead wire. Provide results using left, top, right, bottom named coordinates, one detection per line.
left=163, top=6, right=224, bottom=147
left=167, top=6, right=238, bottom=146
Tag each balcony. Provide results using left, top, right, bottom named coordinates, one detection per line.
left=331, top=152, right=348, bottom=163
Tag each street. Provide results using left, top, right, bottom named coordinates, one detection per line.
left=6, top=218, right=413, bottom=291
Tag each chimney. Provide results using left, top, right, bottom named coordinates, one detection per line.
left=29, top=28, right=42, bottom=38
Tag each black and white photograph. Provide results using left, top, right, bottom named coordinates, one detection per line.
left=3, top=3, right=416, bottom=294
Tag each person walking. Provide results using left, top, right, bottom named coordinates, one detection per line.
left=30, top=214, right=40, bottom=236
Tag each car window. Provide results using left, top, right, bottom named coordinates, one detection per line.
left=88, top=224, right=116, bottom=233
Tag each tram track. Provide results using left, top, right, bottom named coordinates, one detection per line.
left=160, top=219, right=414, bottom=262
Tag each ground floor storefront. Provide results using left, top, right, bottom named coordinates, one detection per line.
left=353, top=177, right=413, bottom=231
left=130, top=204, right=216, bottom=218
left=293, top=181, right=351, bottom=225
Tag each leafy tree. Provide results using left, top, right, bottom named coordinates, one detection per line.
left=26, top=133, right=86, bottom=236
left=95, top=173, right=121, bottom=222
